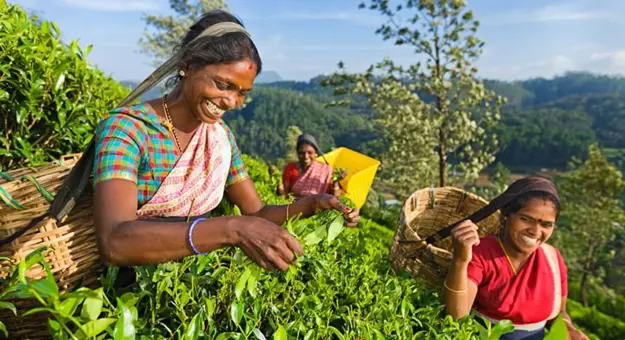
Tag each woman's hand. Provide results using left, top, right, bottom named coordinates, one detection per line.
left=312, top=194, right=360, bottom=227
left=565, top=320, right=589, bottom=340
left=450, top=220, right=481, bottom=264
left=233, top=216, right=303, bottom=271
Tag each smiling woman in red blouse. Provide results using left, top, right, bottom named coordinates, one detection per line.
left=444, top=177, right=589, bottom=340
left=280, top=133, right=341, bottom=199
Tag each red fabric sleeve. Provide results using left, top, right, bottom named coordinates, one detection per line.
left=282, top=163, right=299, bottom=188
left=466, top=241, right=486, bottom=286
left=556, top=248, right=568, bottom=297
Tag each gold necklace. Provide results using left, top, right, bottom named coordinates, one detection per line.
left=498, top=236, right=518, bottom=276
left=162, top=95, right=182, bottom=152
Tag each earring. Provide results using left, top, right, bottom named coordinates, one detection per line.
left=179, top=70, right=185, bottom=77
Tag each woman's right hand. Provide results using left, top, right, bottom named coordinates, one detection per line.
left=450, top=220, right=481, bottom=264
left=234, top=216, right=303, bottom=271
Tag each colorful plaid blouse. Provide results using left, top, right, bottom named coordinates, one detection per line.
left=93, top=103, right=248, bottom=206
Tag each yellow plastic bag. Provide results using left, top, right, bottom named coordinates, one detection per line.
left=316, top=147, right=380, bottom=209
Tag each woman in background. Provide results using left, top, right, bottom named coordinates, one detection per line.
left=280, top=133, right=344, bottom=199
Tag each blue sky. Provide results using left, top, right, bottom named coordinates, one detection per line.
left=9, top=0, right=625, bottom=83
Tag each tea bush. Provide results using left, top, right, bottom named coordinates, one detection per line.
left=0, top=151, right=492, bottom=339
left=0, top=2, right=130, bottom=170
left=568, top=281, right=625, bottom=323
left=567, top=299, right=625, bottom=340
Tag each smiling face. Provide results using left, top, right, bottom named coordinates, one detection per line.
left=297, top=144, right=317, bottom=167
left=181, top=59, right=256, bottom=124
left=503, top=198, right=557, bottom=255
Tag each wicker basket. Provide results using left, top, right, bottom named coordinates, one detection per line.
left=0, top=154, right=103, bottom=339
left=388, top=186, right=501, bottom=290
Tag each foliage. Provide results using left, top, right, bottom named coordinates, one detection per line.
left=0, top=155, right=495, bottom=339
left=284, top=125, right=302, bottom=164
left=567, top=299, right=625, bottom=340
left=496, top=107, right=597, bottom=169
left=542, top=93, right=625, bottom=149
left=0, top=249, right=126, bottom=339
left=138, top=0, right=229, bottom=66
left=224, top=87, right=385, bottom=164
left=552, top=144, right=625, bottom=306
left=0, top=2, right=130, bottom=170
left=520, top=71, right=625, bottom=106
left=323, top=0, right=505, bottom=197
left=568, top=281, right=625, bottom=323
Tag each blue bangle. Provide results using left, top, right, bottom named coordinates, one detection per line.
left=188, top=217, right=208, bottom=255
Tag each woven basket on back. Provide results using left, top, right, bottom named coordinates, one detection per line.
left=388, top=186, right=501, bottom=290
left=0, top=153, right=103, bottom=339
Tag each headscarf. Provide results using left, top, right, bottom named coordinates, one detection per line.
left=296, top=133, right=321, bottom=154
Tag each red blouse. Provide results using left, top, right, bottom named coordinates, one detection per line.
left=282, top=162, right=301, bottom=189
left=467, top=235, right=568, bottom=325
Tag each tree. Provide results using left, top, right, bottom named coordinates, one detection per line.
left=554, top=144, right=625, bottom=307
left=139, top=0, right=228, bottom=66
left=285, top=125, right=303, bottom=163
left=323, top=0, right=505, bottom=195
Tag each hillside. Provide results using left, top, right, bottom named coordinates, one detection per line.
left=234, top=72, right=625, bottom=174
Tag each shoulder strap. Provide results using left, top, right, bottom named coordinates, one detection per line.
left=541, top=243, right=562, bottom=320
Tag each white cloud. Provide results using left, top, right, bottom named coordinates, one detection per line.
left=586, top=50, right=625, bottom=75
left=60, top=0, right=160, bottom=12
left=483, top=2, right=611, bottom=26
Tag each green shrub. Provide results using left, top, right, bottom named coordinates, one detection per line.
left=1, top=176, right=482, bottom=339
left=0, top=2, right=130, bottom=170
left=568, top=299, right=625, bottom=340
left=568, top=281, right=625, bottom=323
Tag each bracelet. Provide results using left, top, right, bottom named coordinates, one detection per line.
left=188, top=217, right=208, bottom=255
left=444, top=280, right=468, bottom=294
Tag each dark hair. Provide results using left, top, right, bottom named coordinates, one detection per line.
left=166, top=10, right=262, bottom=88
left=501, top=191, right=561, bottom=220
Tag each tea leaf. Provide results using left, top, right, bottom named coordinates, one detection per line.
left=230, top=301, right=243, bottom=326
left=76, top=318, right=117, bottom=338
left=184, top=311, right=203, bottom=340
left=304, top=226, right=327, bottom=245
left=0, top=302, right=16, bottom=316
left=252, top=328, right=267, bottom=340
left=273, top=325, right=287, bottom=340
left=235, top=267, right=252, bottom=299
left=113, top=298, right=136, bottom=340
left=544, top=315, right=569, bottom=340
left=81, top=294, right=104, bottom=321
left=327, top=215, right=344, bottom=245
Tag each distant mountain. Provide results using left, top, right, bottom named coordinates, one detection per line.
left=120, top=81, right=165, bottom=101
left=255, top=70, right=282, bottom=83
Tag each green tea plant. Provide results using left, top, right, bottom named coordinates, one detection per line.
left=0, top=2, right=130, bottom=170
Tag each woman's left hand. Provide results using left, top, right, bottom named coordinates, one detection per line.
left=312, top=194, right=360, bottom=227
left=566, top=321, right=589, bottom=340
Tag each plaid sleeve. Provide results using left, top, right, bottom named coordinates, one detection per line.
left=220, top=121, right=249, bottom=186
left=93, top=114, right=144, bottom=185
